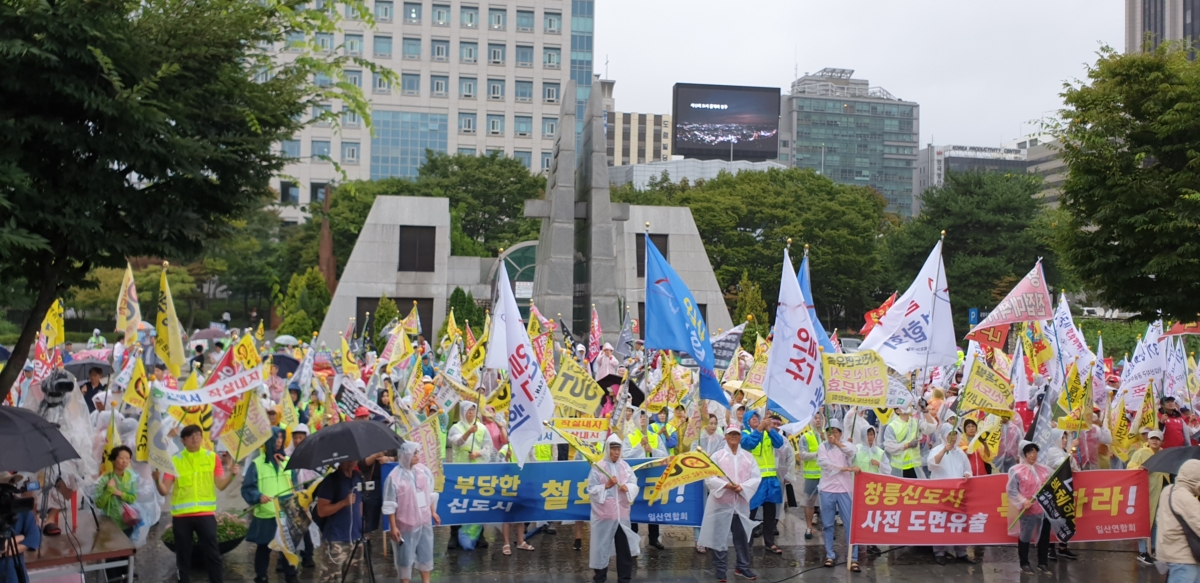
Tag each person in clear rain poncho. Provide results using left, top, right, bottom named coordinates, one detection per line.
left=383, top=442, right=441, bottom=583
left=588, top=434, right=640, bottom=583
left=698, top=425, right=761, bottom=582
left=926, top=423, right=976, bottom=565
left=1008, top=442, right=1053, bottom=575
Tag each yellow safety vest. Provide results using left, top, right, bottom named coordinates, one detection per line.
left=252, top=456, right=294, bottom=519
left=744, top=429, right=777, bottom=478
left=453, top=422, right=487, bottom=463
left=800, top=430, right=821, bottom=479
left=651, top=422, right=678, bottom=455
left=170, top=449, right=218, bottom=516
left=853, top=445, right=886, bottom=473
left=628, top=429, right=661, bottom=453
left=888, top=417, right=920, bottom=470
left=534, top=444, right=553, bottom=461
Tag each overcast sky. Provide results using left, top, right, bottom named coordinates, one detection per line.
left=594, top=0, right=1125, bottom=147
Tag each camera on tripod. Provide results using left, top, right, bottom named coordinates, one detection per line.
left=0, top=482, right=35, bottom=536
left=41, top=371, right=76, bottom=408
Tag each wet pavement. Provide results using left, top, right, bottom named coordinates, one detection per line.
left=117, top=484, right=1160, bottom=583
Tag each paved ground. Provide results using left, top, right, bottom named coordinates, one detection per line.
left=113, top=483, right=1160, bottom=583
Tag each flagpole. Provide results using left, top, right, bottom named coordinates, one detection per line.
left=919, top=231, right=947, bottom=398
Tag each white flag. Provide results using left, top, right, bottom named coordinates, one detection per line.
left=1050, top=293, right=1091, bottom=367
left=763, top=249, right=823, bottom=428
left=1091, top=333, right=1107, bottom=409
left=492, top=264, right=555, bottom=467
left=443, top=344, right=463, bottom=384
left=1121, top=320, right=1165, bottom=412
left=1010, top=340, right=1032, bottom=403
left=1165, top=337, right=1188, bottom=401
left=958, top=340, right=986, bottom=391
left=861, top=240, right=956, bottom=374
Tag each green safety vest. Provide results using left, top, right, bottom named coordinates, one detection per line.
left=252, top=456, right=294, bottom=519
left=535, top=444, right=553, bottom=461
left=170, top=449, right=218, bottom=516
left=628, top=429, right=661, bottom=453
left=744, top=429, right=778, bottom=478
left=853, top=445, right=886, bottom=473
left=650, top=422, right=678, bottom=455
left=888, top=416, right=921, bottom=470
left=453, top=422, right=488, bottom=463
left=800, top=430, right=821, bottom=479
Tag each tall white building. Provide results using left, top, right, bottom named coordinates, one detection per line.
left=273, top=0, right=595, bottom=223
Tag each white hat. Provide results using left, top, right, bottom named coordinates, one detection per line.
left=355, top=379, right=367, bottom=390
left=827, top=419, right=844, bottom=432
left=606, top=434, right=623, bottom=448
left=293, top=424, right=310, bottom=434
left=93, top=328, right=102, bottom=336
left=1147, top=430, right=1164, bottom=440
left=603, top=342, right=613, bottom=351
left=725, top=425, right=743, bottom=435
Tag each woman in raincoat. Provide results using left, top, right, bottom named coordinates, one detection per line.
left=241, top=427, right=298, bottom=583
left=446, top=400, right=492, bottom=550
left=383, top=442, right=441, bottom=583
left=588, top=435, right=640, bottom=583
left=926, top=423, right=975, bottom=565
left=1008, top=442, right=1053, bottom=575
left=698, top=425, right=761, bottom=582
left=1042, top=428, right=1080, bottom=561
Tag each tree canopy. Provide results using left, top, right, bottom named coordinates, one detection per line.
left=1052, top=44, right=1200, bottom=321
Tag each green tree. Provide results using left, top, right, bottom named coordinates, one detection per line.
left=884, top=171, right=1055, bottom=335
left=69, top=263, right=195, bottom=323
left=438, top=287, right=485, bottom=341
left=732, top=271, right=768, bottom=351
left=276, top=268, right=330, bottom=338
left=1050, top=44, right=1200, bottom=321
left=0, top=0, right=393, bottom=399
left=205, top=198, right=284, bottom=316
left=373, top=293, right=399, bottom=347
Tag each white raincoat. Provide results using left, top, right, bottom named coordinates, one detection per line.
left=588, top=435, right=641, bottom=569
left=1043, top=428, right=1080, bottom=471
left=926, top=424, right=972, bottom=479
left=697, top=438, right=761, bottom=550
left=383, top=442, right=439, bottom=579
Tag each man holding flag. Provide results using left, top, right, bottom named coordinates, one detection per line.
left=588, top=435, right=640, bottom=583
left=698, top=424, right=761, bottom=582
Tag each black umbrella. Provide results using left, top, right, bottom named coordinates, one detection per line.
left=627, top=380, right=645, bottom=407
left=1141, top=446, right=1200, bottom=475
left=272, top=354, right=300, bottom=379
left=596, top=374, right=623, bottom=390
left=285, top=420, right=404, bottom=470
left=65, top=357, right=114, bottom=380
left=0, top=345, right=11, bottom=364
left=0, top=406, right=81, bottom=472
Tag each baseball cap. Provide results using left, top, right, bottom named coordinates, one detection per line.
left=1147, top=430, right=1164, bottom=440
left=293, top=424, right=309, bottom=434
left=725, top=425, right=743, bottom=435
left=354, top=406, right=370, bottom=418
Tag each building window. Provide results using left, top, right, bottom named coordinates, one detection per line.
left=487, top=114, right=504, bottom=135
left=542, top=117, right=557, bottom=137
left=314, top=72, right=333, bottom=87
left=311, top=182, right=327, bottom=203
left=460, top=5, right=477, bottom=27
left=515, top=45, right=534, bottom=67
left=342, top=107, right=361, bottom=127
left=431, top=75, right=448, bottom=96
left=487, top=78, right=504, bottom=100
left=514, top=115, right=532, bottom=137
left=432, top=3, right=449, bottom=25
left=374, top=35, right=393, bottom=58
left=487, top=149, right=503, bottom=157
left=401, top=73, right=420, bottom=95
left=312, top=103, right=332, bottom=124
left=285, top=30, right=305, bottom=51
left=636, top=233, right=669, bottom=278
left=345, top=69, right=362, bottom=88
left=280, top=181, right=300, bottom=204
left=375, top=0, right=392, bottom=21
left=315, top=32, right=334, bottom=53
left=342, top=141, right=360, bottom=163
left=374, top=73, right=391, bottom=93
left=543, top=82, right=559, bottom=103
left=541, top=151, right=552, bottom=170
left=488, top=8, right=506, bottom=29
left=402, top=37, right=421, bottom=59
left=514, top=150, right=532, bottom=168
left=398, top=226, right=436, bottom=272
left=544, top=12, right=561, bottom=33
left=459, top=112, right=476, bottom=133
left=460, top=41, right=477, bottom=63
left=516, top=10, right=534, bottom=31
left=459, top=77, right=476, bottom=98
left=281, top=139, right=301, bottom=158
left=344, top=34, right=363, bottom=55
left=543, top=47, right=560, bottom=68
left=312, top=139, right=331, bottom=160
left=458, top=147, right=476, bottom=155
left=432, top=40, right=449, bottom=60
left=403, top=2, right=420, bottom=22
left=515, top=80, right=533, bottom=102
left=488, top=43, right=505, bottom=64
left=370, top=111, right=448, bottom=179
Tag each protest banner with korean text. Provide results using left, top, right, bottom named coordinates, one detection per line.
left=823, top=349, right=888, bottom=407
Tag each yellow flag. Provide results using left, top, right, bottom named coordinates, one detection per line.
left=100, top=410, right=122, bottom=475
left=181, top=369, right=199, bottom=392
left=219, top=395, right=274, bottom=461
left=959, top=361, right=1014, bottom=418
left=155, top=266, right=185, bottom=378
left=546, top=422, right=602, bottom=463
left=115, top=263, right=142, bottom=341
left=461, top=324, right=489, bottom=380
left=281, top=387, right=299, bottom=427
left=487, top=380, right=512, bottom=414
left=341, top=337, right=360, bottom=379
left=1056, top=362, right=1093, bottom=430
left=753, top=333, right=769, bottom=359
left=403, top=302, right=421, bottom=335
left=256, top=320, right=265, bottom=343
left=124, top=358, right=150, bottom=411
left=875, top=407, right=893, bottom=426
left=222, top=390, right=254, bottom=437
left=135, top=392, right=153, bottom=462
left=446, top=309, right=460, bottom=344
left=387, top=325, right=413, bottom=372
left=40, top=299, right=64, bottom=347
left=232, top=334, right=261, bottom=371
left=549, top=354, right=606, bottom=414
left=527, top=304, right=542, bottom=339
left=650, top=450, right=727, bottom=504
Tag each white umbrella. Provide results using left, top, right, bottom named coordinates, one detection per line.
left=273, top=334, right=300, bottom=346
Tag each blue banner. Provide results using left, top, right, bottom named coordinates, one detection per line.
left=403, top=460, right=705, bottom=527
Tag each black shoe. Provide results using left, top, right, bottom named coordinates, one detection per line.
left=751, top=525, right=762, bottom=539
left=735, top=570, right=757, bottom=580
left=1038, top=564, right=1052, bottom=574
left=574, top=538, right=583, bottom=551
left=867, top=546, right=882, bottom=556
left=1058, top=548, right=1078, bottom=560
left=1047, top=551, right=1058, bottom=562
left=1020, top=563, right=1035, bottom=575
left=448, top=537, right=460, bottom=550
left=1137, top=552, right=1155, bottom=565
left=285, top=576, right=299, bottom=583
left=302, top=559, right=316, bottom=569
left=650, top=538, right=665, bottom=550
left=956, top=555, right=976, bottom=564
left=478, top=538, right=489, bottom=549
left=935, top=555, right=947, bottom=566
left=544, top=525, right=557, bottom=535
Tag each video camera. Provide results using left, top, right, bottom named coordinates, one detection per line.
left=41, top=370, right=76, bottom=408
left=0, top=482, right=35, bottom=536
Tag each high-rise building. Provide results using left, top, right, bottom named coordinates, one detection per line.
left=1126, top=0, right=1200, bottom=52
left=605, top=111, right=673, bottom=166
left=779, top=68, right=920, bottom=217
left=1023, top=138, right=1066, bottom=206
left=272, top=0, right=593, bottom=223
left=914, top=144, right=1027, bottom=214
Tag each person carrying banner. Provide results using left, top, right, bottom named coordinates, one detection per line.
left=383, top=442, right=442, bottom=583
left=1043, top=428, right=1081, bottom=561
left=623, top=411, right=667, bottom=549
left=447, top=401, right=492, bottom=550
left=958, top=418, right=991, bottom=476
left=153, top=424, right=240, bottom=583
left=1008, top=442, right=1053, bottom=575
left=742, top=409, right=784, bottom=554
left=588, top=435, right=640, bottom=583
left=816, top=419, right=861, bottom=571
left=1156, top=459, right=1200, bottom=583
left=927, top=424, right=976, bottom=565
left=883, top=405, right=936, bottom=478
left=698, top=425, right=761, bottom=582
left=241, top=427, right=299, bottom=583
left=794, top=413, right=823, bottom=540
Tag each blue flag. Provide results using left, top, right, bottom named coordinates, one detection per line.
left=643, top=237, right=728, bottom=407
left=798, top=253, right=837, bottom=354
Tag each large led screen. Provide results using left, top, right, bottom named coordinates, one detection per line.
left=672, top=84, right=780, bottom=161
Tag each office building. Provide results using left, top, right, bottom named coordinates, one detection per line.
left=914, top=144, right=1027, bottom=214
left=1126, top=0, right=1200, bottom=52
left=606, top=111, right=673, bottom=166
left=610, top=159, right=786, bottom=190
left=272, top=0, right=594, bottom=223
left=1024, top=138, right=1066, bottom=206
left=779, top=68, right=920, bottom=217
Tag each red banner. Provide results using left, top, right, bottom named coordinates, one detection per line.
left=850, top=470, right=1150, bottom=546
